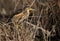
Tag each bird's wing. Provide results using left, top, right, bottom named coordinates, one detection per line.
left=12, top=12, right=24, bottom=23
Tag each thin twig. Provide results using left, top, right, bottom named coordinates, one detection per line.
left=14, top=0, right=20, bottom=12
left=25, top=21, right=51, bottom=35
left=29, top=0, right=36, bottom=7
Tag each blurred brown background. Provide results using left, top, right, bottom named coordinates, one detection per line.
left=0, top=0, right=60, bottom=41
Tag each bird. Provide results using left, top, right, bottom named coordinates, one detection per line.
left=12, top=7, right=35, bottom=25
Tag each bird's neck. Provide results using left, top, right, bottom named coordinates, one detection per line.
left=27, top=10, right=30, bottom=14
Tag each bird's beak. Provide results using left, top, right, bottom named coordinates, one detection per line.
left=31, top=8, right=37, bottom=11
left=31, top=9, right=36, bottom=11
left=27, top=8, right=36, bottom=11
left=29, top=8, right=35, bottom=11
left=32, top=9, right=35, bottom=11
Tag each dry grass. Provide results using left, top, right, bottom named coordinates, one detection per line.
left=0, top=0, right=60, bottom=41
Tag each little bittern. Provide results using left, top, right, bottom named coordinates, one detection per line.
left=12, top=7, right=35, bottom=24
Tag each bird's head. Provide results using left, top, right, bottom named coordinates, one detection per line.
left=26, top=7, right=35, bottom=12
left=25, top=7, right=35, bottom=14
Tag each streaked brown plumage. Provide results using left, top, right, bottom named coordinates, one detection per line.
left=12, top=7, right=35, bottom=25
